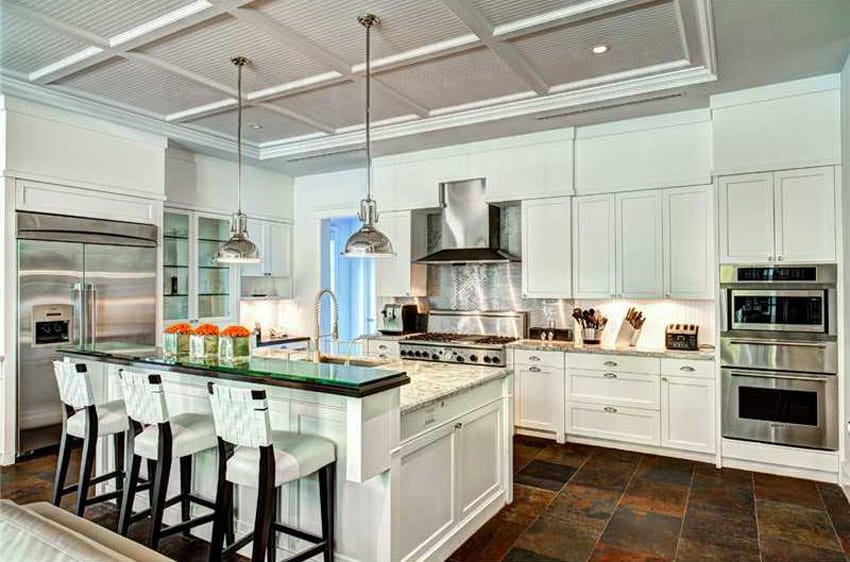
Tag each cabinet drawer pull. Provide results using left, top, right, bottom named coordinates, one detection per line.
left=603, top=361, right=618, bottom=367
left=679, top=366, right=695, bottom=372
left=604, top=406, right=618, bottom=413
left=528, top=356, right=541, bottom=361
left=528, top=366, right=542, bottom=373
left=377, top=344, right=388, bottom=350
left=661, top=377, right=669, bottom=382
left=603, top=372, right=617, bottom=379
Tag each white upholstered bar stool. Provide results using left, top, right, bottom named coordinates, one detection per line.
left=206, top=382, right=337, bottom=562
left=117, top=369, right=220, bottom=550
left=52, top=360, right=129, bottom=517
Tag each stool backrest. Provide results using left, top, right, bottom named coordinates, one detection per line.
left=53, top=360, right=95, bottom=409
left=119, top=369, right=169, bottom=424
left=207, top=383, right=272, bottom=447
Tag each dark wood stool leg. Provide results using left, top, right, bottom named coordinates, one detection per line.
left=119, top=421, right=141, bottom=536
left=180, top=455, right=192, bottom=537
left=267, top=488, right=278, bottom=562
left=318, top=462, right=336, bottom=562
left=225, top=481, right=235, bottom=546
left=251, top=446, right=276, bottom=562
left=75, top=405, right=99, bottom=516
left=149, top=423, right=173, bottom=550
left=146, top=459, right=157, bottom=505
left=208, top=438, right=229, bottom=562
left=113, top=432, right=125, bottom=494
left=52, top=405, right=76, bottom=506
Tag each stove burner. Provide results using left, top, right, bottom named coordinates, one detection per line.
left=400, top=331, right=518, bottom=367
left=404, top=332, right=518, bottom=345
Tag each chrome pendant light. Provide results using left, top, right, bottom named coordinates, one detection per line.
left=216, top=56, right=261, bottom=264
left=342, top=14, right=395, bottom=258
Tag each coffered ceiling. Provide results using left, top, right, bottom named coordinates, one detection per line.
left=1, top=0, right=848, bottom=175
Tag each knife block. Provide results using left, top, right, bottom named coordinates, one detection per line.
left=615, top=321, right=642, bottom=347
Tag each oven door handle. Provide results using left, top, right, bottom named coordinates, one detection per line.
left=728, top=370, right=834, bottom=383
left=727, top=339, right=828, bottom=349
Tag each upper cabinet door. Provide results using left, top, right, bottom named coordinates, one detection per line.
left=616, top=191, right=664, bottom=298
left=375, top=211, right=427, bottom=298
left=573, top=195, right=615, bottom=298
left=267, top=222, right=292, bottom=277
left=522, top=197, right=572, bottom=298
left=663, top=186, right=715, bottom=299
left=774, top=167, right=836, bottom=263
left=718, top=173, right=775, bottom=262
left=240, top=218, right=267, bottom=277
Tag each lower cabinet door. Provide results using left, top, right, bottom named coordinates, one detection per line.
left=567, top=370, right=660, bottom=409
left=395, top=423, right=457, bottom=561
left=566, top=402, right=660, bottom=446
left=661, top=376, right=716, bottom=453
left=457, top=402, right=503, bottom=520
left=516, top=366, right=564, bottom=434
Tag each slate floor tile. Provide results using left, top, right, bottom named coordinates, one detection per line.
left=820, top=482, right=850, bottom=555
left=754, top=472, right=824, bottom=510
left=688, top=470, right=754, bottom=514
left=680, top=503, right=759, bottom=547
left=599, top=506, right=682, bottom=559
left=620, top=479, right=689, bottom=518
left=515, top=514, right=605, bottom=561
left=547, top=484, right=621, bottom=524
left=450, top=515, right=528, bottom=562
left=569, top=455, right=640, bottom=494
left=515, top=460, right=577, bottom=492
left=633, top=456, right=695, bottom=487
left=502, top=547, right=566, bottom=562
left=675, top=537, right=761, bottom=562
left=756, top=498, right=843, bottom=552
left=760, top=536, right=848, bottom=562
left=589, top=541, right=668, bottom=561
left=536, top=443, right=594, bottom=469
left=498, top=484, right=557, bottom=526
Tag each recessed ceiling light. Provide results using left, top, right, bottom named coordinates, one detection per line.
left=591, top=44, right=609, bottom=54
left=248, top=123, right=263, bottom=130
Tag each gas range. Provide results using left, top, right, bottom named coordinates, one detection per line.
left=398, top=310, right=527, bottom=368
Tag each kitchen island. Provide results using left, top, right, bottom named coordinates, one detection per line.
left=60, top=343, right=513, bottom=562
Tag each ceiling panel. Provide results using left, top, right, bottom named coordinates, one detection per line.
left=0, top=9, right=91, bottom=74
left=376, top=47, right=532, bottom=110
left=140, top=14, right=332, bottom=92
left=58, top=58, right=226, bottom=115
left=469, top=0, right=584, bottom=27
left=510, top=0, right=685, bottom=87
left=270, top=81, right=414, bottom=129
left=15, top=0, right=200, bottom=39
left=186, top=105, right=319, bottom=142
left=252, top=0, right=474, bottom=65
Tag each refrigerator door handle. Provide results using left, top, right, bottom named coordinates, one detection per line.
left=86, top=284, right=97, bottom=346
left=71, top=283, right=85, bottom=346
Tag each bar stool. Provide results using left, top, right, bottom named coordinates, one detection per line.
left=52, top=360, right=128, bottom=516
left=206, top=382, right=337, bottom=562
left=117, top=369, right=220, bottom=550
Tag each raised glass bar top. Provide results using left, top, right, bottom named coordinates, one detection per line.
left=59, top=342, right=409, bottom=398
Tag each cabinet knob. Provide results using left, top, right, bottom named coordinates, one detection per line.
left=454, top=422, right=463, bottom=430
left=603, top=361, right=618, bottom=367
left=777, top=256, right=784, bottom=261
left=604, top=406, right=618, bottom=413
left=603, top=372, right=617, bottom=379
left=661, top=377, right=669, bottom=382
left=680, top=366, right=695, bottom=372
left=528, top=366, right=542, bottom=373
left=529, top=356, right=541, bottom=361
left=767, top=255, right=774, bottom=262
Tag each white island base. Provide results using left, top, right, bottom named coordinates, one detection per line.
left=79, top=359, right=513, bottom=562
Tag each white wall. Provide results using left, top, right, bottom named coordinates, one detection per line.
left=840, top=53, right=850, bottom=482
left=290, top=168, right=366, bottom=334
left=165, top=148, right=294, bottom=221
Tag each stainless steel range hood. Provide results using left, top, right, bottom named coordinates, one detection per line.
left=415, top=178, right=520, bottom=264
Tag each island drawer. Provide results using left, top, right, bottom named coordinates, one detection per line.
left=367, top=339, right=400, bottom=359
left=566, top=402, right=660, bottom=446
left=566, top=353, right=659, bottom=375
left=567, top=369, right=659, bottom=410
left=660, top=358, right=714, bottom=379
left=514, top=349, right=564, bottom=369
left=401, top=378, right=505, bottom=442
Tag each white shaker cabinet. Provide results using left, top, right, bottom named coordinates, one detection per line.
left=660, top=371, right=715, bottom=454
left=663, top=186, right=714, bottom=299
left=774, top=167, right=836, bottom=262
left=514, top=350, right=565, bottom=442
left=719, top=167, right=836, bottom=263
left=572, top=195, right=616, bottom=298
left=521, top=197, right=572, bottom=298
left=456, top=402, right=503, bottom=520
left=376, top=211, right=427, bottom=297
left=241, top=220, right=292, bottom=278
left=616, top=191, right=663, bottom=298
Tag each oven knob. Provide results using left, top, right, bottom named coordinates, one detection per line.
left=414, top=351, right=421, bottom=358
left=400, top=350, right=407, bottom=357
left=431, top=353, right=439, bottom=360
left=456, top=356, right=464, bottom=362
left=470, top=355, right=478, bottom=362
left=483, top=356, right=492, bottom=363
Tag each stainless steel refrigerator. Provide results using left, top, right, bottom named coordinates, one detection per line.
left=16, top=212, right=158, bottom=457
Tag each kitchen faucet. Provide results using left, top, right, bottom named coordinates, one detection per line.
left=313, top=288, right=339, bottom=363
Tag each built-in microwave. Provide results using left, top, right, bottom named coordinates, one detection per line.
left=720, top=264, right=836, bottom=336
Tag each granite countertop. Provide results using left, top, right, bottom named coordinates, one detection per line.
left=508, top=340, right=716, bottom=360
left=358, top=333, right=420, bottom=341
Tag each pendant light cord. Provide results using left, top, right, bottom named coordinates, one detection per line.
left=365, top=19, right=373, bottom=203
left=236, top=60, right=243, bottom=215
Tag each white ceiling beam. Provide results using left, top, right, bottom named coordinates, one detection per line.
left=440, top=0, right=549, bottom=95
left=227, top=6, right=430, bottom=117
left=257, top=103, right=335, bottom=134
left=493, top=0, right=659, bottom=40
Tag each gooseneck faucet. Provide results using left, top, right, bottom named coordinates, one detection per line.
left=313, top=288, right=339, bottom=363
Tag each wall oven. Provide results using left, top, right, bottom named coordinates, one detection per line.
left=720, top=264, right=838, bottom=451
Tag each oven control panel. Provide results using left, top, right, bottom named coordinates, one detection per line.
left=398, top=343, right=506, bottom=367
left=32, top=304, right=72, bottom=347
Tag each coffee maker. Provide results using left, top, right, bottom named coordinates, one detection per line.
left=380, top=304, right=419, bottom=335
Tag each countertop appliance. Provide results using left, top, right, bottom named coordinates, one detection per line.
left=720, top=264, right=838, bottom=451
left=16, top=212, right=158, bottom=457
left=379, top=303, right=418, bottom=335
left=398, top=310, right=527, bottom=367
left=665, top=324, right=699, bottom=351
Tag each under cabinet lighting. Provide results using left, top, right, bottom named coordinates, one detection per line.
left=591, top=44, right=609, bottom=54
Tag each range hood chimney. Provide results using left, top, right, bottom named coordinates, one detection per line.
left=415, top=178, right=520, bottom=264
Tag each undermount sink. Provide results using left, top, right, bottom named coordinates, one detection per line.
left=314, top=354, right=392, bottom=368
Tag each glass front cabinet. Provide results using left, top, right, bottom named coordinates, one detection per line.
left=163, top=209, right=238, bottom=325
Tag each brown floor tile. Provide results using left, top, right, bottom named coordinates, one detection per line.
left=820, top=482, right=850, bottom=555
left=681, top=503, right=759, bottom=548
left=757, top=498, right=843, bottom=552
left=515, top=460, right=577, bottom=492
left=675, top=537, right=761, bottom=562
left=688, top=469, right=754, bottom=514
left=760, top=536, right=848, bottom=562
left=633, top=456, right=694, bottom=487
left=515, top=450, right=540, bottom=474
left=498, top=484, right=557, bottom=527
left=503, top=547, right=565, bottom=562
left=547, top=484, right=621, bottom=524
left=692, top=463, right=752, bottom=483
left=516, top=435, right=556, bottom=450
left=569, top=454, right=640, bottom=494
left=620, top=479, right=689, bottom=518
left=754, top=472, right=824, bottom=510
left=452, top=516, right=528, bottom=562
left=536, top=443, right=594, bottom=469
left=515, top=514, right=605, bottom=562
left=590, top=542, right=668, bottom=561
left=599, top=506, right=682, bottom=559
